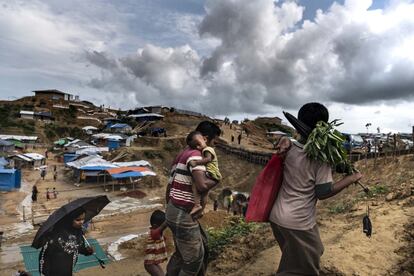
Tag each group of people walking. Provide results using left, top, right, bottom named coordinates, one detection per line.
left=155, top=103, right=362, bottom=276
left=26, top=103, right=363, bottom=276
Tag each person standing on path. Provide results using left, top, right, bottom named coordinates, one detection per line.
left=213, top=199, right=218, bottom=211
left=40, top=168, right=46, bottom=180
left=269, top=103, right=362, bottom=275
left=165, top=121, right=221, bottom=276
left=46, top=188, right=51, bottom=201
left=237, top=133, right=242, bottom=145
left=53, top=171, right=58, bottom=182
left=32, top=185, right=39, bottom=202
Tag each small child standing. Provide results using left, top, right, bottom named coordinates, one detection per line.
left=144, top=210, right=168, bottom=276
left=186, top=131, right=222, bottom=215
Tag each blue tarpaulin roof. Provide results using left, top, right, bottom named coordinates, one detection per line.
left=111, top=171, right=144, bottom=179
left=20, top=239, right=110, bottom=276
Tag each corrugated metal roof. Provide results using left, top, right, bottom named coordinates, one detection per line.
left=15, top=154, right=32, bottom=162
left=82, top=126, right=98, bottom=130
left=20, top=238, right=109, bottom=276
left=20, top=110, right=35, bottom=115
left=112, top=161, right=151, bottom=167
left=75, top=147, right=109, bottom=155
left=128, top=113, right=164, bottom=118
left=66, top=156, right=105, bottom=169
left=0, top=139, right=14, bottom=146
left=23, top=153, right=45, bottom=160
left=109, top=123, right=131, bottom=129
left=0, top=134, right=38, bottom=141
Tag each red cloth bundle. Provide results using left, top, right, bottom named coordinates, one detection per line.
left=246, top=154, right=284, bottom=222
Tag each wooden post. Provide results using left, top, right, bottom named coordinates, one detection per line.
left=31, top=206, right=34, bottom=225
left=394, top=133, right=397, bottom=162
left=374, top=137, right=377, bottom=168
left=22, top=206, right=26, bottom=222
left=412, top=126, right=414, bottom=157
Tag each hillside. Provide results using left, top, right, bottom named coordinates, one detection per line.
left=0, top=96, right=292, bottom=146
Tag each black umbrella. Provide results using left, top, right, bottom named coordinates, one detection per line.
left=32, top=195, right=110, bottom=248
left=283, top=111, right=312, bottom=139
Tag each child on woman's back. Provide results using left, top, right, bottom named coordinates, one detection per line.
left=186, top=131, right=222, bottom=215
left=144, top=210, right=168, bottom=276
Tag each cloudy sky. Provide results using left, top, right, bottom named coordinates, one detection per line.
left=1, top=0, right=414, bottom=133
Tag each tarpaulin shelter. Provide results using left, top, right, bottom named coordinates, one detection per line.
left=76, top=147, right=108, bottom=155
left=0, top=157, right=9, bottom=167
left=128, top=113, right=164, bottom=122
left=0, top=139, right=15, bottom=152
left=109, top=123, right=132, bottom=133
left=20, top=239, right=110, bottom=276
left=0, top=167, right=21, bottom=191
left=108, top=139, right=120, bottom=151
left=106, top=166, right=156, bottom=179
left=63, top=153, right=80, bottom=164
left=11, top=153, right=45, bottom=168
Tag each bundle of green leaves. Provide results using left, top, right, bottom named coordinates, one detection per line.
left=304, top=120, right=354, bottom=175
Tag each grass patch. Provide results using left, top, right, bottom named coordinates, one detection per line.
left=367, top=184, right=389, bottom=197
left=328, top=201, right=354, bottom=214
left=207, top=217, right=258, bottom=261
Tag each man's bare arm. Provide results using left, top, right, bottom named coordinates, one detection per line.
left=192, top=170, right=218, bottom=193
left=316, top=173, right=362, bottom=200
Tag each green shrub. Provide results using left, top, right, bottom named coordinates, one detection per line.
left=207, top=218, right=257, bottom=261
left=367, top=184, right=389, bottom=197
left=328, top=201, right=354, bottom=214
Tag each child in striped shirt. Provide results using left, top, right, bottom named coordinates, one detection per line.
left=144, top=210, right=168, bottom=276
left=186, top=131, right=222, bottom=215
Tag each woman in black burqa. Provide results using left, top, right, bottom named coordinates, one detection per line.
left=39, top=208, right=94, bottom=276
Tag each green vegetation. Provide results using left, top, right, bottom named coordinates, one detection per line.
left=207, top=218, right=258, bottom=261
left=53, top=107, right=78, bottom=123
left=0, top=104, right=36, bottom=135
left=304, top=120, right=352, bottom=173
left=44, top=124, right=84, bottom=140
left=367, top=184, right=389, bottom=197
left=328, top=200, right=354, bottom=214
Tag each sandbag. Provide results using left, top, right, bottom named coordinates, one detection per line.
left=245, top=154, right=284, bottom=222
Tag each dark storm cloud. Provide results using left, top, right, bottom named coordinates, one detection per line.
left=83, top=0, right=414, bottom=114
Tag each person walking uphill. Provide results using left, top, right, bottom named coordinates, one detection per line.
left=269, top=103, right=362, bottom=275
left=165, top=121, right=221, bottom=276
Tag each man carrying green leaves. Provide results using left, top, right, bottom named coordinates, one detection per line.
left=269, top=103, right=362, bottom=275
